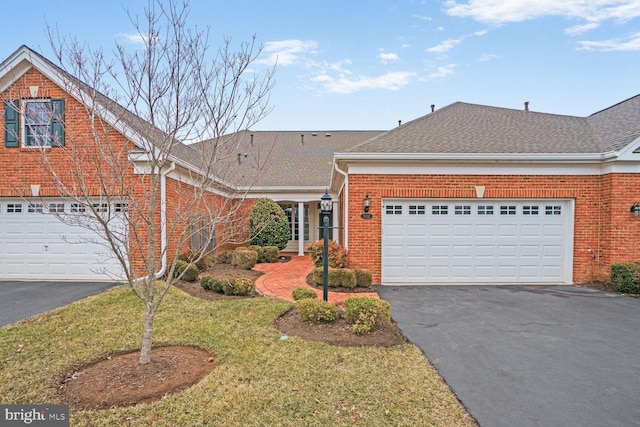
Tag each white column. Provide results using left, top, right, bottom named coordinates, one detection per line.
left=332, top=201, right=339, bottom=243
left=297, top=202, right=305, bottom=256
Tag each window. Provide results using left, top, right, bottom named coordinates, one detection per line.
left=432, top=205, right=448, bottom=215
left=49, top=203, right=65, bottom=213
left=93, top=203, right=108, bottom=213
left=454, top=205, right=471, bottom=215
left=478, top=205, right=494, bottom=215
left=523, top=205, right=539, bottom=215
left=385, top=205, right=402, bottom=215
left=7, top=203, right=22, bottom=213
left=280, top=203, right=310, bottom=241
left=114, top=203, right=129, bottom=213
left=545, top=205, right=562, bottom=215
left=3, top=98, right=65, bottom=148
left=70, top=203, right=86, bottom=213
left=409, top=205, right=426, bottom=215
left=28, top=203, right=44, bottom=213
left=190, top=217, right=216, bottom=253
left=500, top=205, right=516, bottom=215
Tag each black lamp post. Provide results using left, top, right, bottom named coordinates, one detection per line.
left=320, top=190, right=333, bottom=301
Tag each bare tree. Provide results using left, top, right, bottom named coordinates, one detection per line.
left=10, top=0, right=275, bottom=364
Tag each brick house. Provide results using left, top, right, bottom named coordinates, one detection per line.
left=2, top=45, right=639, bottom=285
left=332, top=98, right=640, bottom=284
left=0, top=46, right=246, bottom=281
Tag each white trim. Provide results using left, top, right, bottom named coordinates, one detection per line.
left=335, top=152, right=617, bottom=162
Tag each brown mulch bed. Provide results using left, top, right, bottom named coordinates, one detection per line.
left=275, top=309, right=407, bottom=347
left=59, top=346, right=216, bottom=411
left=580, top=281, right=640, bottom=298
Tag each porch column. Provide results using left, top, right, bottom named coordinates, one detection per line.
left=297, top=201, right=305, bottom=256
left=332, top=202, right=339, bottom=243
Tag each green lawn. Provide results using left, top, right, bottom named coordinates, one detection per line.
left=0, top=286, right=475, bottom=426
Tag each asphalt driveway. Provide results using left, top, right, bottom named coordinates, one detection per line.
left=0, top=281, right=117, bottom=327
left=376, top=285, right=640, bottom=427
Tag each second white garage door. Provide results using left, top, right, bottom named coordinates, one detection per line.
left=382, top=199, right=574, bottom=284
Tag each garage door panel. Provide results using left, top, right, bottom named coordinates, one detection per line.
left=382, top=199, right=572, bottom=283
left=0, top=198, right=126, bottom=281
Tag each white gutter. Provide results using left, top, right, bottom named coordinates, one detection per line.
left=333, top=162, right=349, bottom=250
left=155, top=161, right=177, bottom=278
left=333, top=152, right=619, bottom=162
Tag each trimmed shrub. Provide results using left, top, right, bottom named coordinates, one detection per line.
left=173, top=259, right=200, bottom=282
left=223, top=277, right=253, bottom=296
left=306, top=240, right=348, bottom=268
left=313, top=267, right=357, bottom=288
left=233, top=248, right=258, bottom=270
left=249, top=198, right=291, bottom=249
left=343, top=297, right=391, bottom=335
left=354, top=269, right=373, bottom=287
left=292, top=287, right=317, bottom=301
left=263, top=246, right=280, bottom=263
left=611, top=262, right=640, bottom=294
left=177, top=251, right=212, bottom=271
left=296, top=299, right=338, bottom=323
left=249, top=245, right=266, bottom=263
left=208, top=276, right=231, bottom=293
left=200, top=275, right=214, bottom=291
left=215, top=250, right=233, bottom=265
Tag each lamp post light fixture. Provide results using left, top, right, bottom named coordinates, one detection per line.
left=320, top=190, right=333, bottom=301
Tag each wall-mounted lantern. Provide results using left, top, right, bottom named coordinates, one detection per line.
left=361, top=194, right=372, bottom=219
left=631, top=203, right=640, bottom=217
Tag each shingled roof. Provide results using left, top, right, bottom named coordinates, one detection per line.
left=345, top=95, right=640, bottom=155
left=191, top=130, right=384, bottom=188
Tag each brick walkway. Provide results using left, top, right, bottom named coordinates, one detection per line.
left=254, top=255, right=379, bottom=304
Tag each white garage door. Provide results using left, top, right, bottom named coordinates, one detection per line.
left=382, top=199, right=573, bottom=284
left=0, top=199, right=127, bottom=281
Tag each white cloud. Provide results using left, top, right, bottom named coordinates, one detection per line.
left=443, top=0, right=640, bottom=24
left=379, top=52, right=400, bottom=63
left=426, top=29, right=488, bottom=53
left=565, top=22, right=600, bottom=35
left=311, top=71, right=416, bottom=94
left=118, top=32, right=150, bottom=45
left=427, top=38, right=462, bottom=53
left=426, top=64, right=457, bottom=80
left=577, top=32, right=640, bottom=50
left=478, top=53, right=498, bottom=61
left=256, top=39, right=318, bottom=66
left=412, top=14, right=432, bottom=21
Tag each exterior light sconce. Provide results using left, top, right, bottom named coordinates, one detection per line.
left=631, top=203, right=640, bottom=217
left=361, top=194, right=372, bottom=219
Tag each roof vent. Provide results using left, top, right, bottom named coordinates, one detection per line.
left=524, top=101, right=529, bottom=112
left=300, top=134, right=304, bottom=144
left=325, top=133, right=331, bottom=137
left=398, top=120, right=402, bottom=127
left=312, top=133, right=317, bottom=136
left=431, top=104, right=435, bottom=113
left=250, top=133, right=254, bottom=145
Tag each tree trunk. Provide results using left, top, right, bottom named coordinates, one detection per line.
left=139, top=303, right=155, bottom=365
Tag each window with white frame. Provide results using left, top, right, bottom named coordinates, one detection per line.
left=3, top=98, right=65, bottom=148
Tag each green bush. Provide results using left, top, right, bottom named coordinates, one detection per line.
left=296, top=299, right=338, bottom=323
left=233, top=248, right=258, bottom=270
left=200, top=275, right=214, bottom=291
left=313, top=267, right=356, bottom=288
left=292, top=287, right=318, bottom=301
left=263, top=246, right=280, bottom=263
left=200, top=275, right=253, bottom=296
left=249, top=198, right=291, bottom=250
left=173, top=259, right=200, bottom=282
left=223, top=277, right=253, bottom=296
left=611, top=262, right=640, bottom=294
left=343, top=297, right=391, bottom=335
left=249, top=245, right=266, bottom=263
left=178, top=251, right=209, bottom=271
left=215, top=250, right=233, bottom=264
left=354, top=269, right=373, bottom=287
left=306, top=240, right=348, bottom=268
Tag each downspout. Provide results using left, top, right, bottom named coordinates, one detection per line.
left=333, top=162, right=349, bottom=250
left=155, top=161, right=176, bottom=278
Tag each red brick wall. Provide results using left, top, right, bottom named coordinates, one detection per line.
left=347, top=174, right=640, bottom=284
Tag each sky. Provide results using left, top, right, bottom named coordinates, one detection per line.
left=2, top=0, right=639, bottom=131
